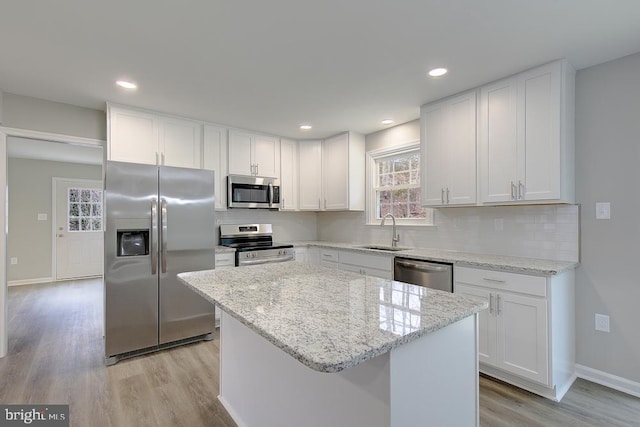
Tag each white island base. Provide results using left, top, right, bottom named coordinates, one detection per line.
left=218, top=311, right=479, bottom=427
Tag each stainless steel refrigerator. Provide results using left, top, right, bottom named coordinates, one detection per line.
left=104, top=161, right=216, bottom=365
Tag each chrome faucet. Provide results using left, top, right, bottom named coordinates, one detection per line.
left=380, top=213, right=400, bottom=247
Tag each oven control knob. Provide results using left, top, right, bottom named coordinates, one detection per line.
left=252, top=253, right=257, bottom=258
left=279, top=250, right=283, bottom=255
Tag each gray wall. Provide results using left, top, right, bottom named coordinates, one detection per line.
left=2, top=93, right=106, bottom=140
left=7, top=158, right=102, bottom=282
left=575, top=52, right=640, bottom=383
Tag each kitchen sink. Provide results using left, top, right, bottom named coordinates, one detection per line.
left=356, top=245, right=410, bottom=252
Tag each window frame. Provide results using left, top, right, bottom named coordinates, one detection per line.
left=365, top=140, right=434, bottom=226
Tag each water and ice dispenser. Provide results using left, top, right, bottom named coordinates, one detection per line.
left=115, top=219, right=149, bottom=257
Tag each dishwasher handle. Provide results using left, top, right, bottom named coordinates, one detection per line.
left=395, top=260, right=450, bottom=273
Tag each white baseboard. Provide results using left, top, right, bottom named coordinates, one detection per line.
left=575, top=364, right=640, bottom=398
left=8, top=277, right=53, bottom=287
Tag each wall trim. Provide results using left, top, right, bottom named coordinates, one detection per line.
left=0, top=126, right=105, bottom=147
left=8, top=277, right=53, bottom=287
left=575, top=364, right=640, bottom=398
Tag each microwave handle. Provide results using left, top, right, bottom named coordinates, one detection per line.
left=268, top=183, right=274, bottom=208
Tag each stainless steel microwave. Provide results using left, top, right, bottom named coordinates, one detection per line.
left=227, top=175, right=280, bottom=209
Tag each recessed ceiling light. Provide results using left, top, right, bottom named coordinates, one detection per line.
left=116, top=80, right=137, bottom=89
left=300, top=125, right=312, bottom=130
left=428, top=68, right=448, bottom=77
left=381, top=119, right=394, bottom=125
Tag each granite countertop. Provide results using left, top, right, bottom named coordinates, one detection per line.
left=178, top=263, right=487, bottom=373
left=289, top=241, right=577, bottom=276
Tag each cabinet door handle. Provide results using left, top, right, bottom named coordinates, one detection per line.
left=497, top=294, right=502, bottom=315
left=324, top=199, right=327, bottom=209
left=318, top=198, right=321, bottom=209
left=483, top=277, right=506, bottom=284
left=446, top=188, right=450, bottom=204
left=518, top=180, right=524, bottom=200
left=489, top=293, right=494, bottom=315
left=156, top=152, right=160, bottom=166
left=441, top=188, right=445, bottom=204
left=256, top=163, right=259, bottom=175
left=161, top=152, right=165, bottom=166
left=510, top=181, right=516, bottom=200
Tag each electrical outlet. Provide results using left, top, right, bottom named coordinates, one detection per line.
left=595, top=202, right=610, bottom=220
left=595, top=313, right=610, bottom=332
left=37, top=213, right=48, bottom=221
left=10, top=257, right=17, bottom=265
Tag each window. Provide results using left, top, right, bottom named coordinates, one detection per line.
left=68, top=187, right=103, bottom=232
left=366, top=141, right=433, bottom=225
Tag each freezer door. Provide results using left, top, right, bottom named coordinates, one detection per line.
left=159, top=166, right=216, bottom=344
left=105, top=161, right=160, bottom=357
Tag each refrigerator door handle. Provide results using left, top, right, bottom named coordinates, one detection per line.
left=151, top=198, right=158, bottom=275
left=161, top=198, right=168, bottom=274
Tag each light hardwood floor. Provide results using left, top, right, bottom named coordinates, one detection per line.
left=1, top=279, right=639, bottom=426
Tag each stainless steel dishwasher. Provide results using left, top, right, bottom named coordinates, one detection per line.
left=394, top=258, right=453, bottom=292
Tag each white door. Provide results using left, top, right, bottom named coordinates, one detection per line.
left=55, top=179, right=104, bottom=280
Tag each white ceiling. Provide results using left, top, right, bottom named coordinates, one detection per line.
left=7, top=137, right=103, bottom=165
left=1, top=0, right=640, bottom=139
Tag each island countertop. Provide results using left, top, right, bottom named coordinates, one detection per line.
left=178, top=263, right=487, bottom=373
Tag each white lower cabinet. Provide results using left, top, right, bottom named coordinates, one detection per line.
left=294, top=247, right=307, bottom=264
left=338, top=251, right=393, bottom=279
left=454, top=265, right=575, bottom=401
left=215, top=252, right=235, bottom=268
left=304, top=246, right=393, bottom=279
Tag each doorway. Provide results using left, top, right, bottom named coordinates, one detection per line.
left=53, top=178, right=103, bottom=280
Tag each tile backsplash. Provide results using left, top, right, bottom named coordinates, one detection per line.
left=317, top=205, right=580, bottom=262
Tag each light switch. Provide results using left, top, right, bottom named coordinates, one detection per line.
left=595, top=202, right=610, bottom=220
left=37, top=213, right=48, bottom=221
left=10, top=257, right=17, bottom=265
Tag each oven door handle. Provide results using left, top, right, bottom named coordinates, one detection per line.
left=239, top=255, right=294, bottom=266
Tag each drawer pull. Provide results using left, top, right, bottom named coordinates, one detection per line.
left=482, top=277, right=506, bottom=284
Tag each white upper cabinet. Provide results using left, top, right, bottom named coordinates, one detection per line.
left=108, top=107, right=159, bottom=165
left=479, top=60, right=575, bottom=204
left=298, top=140, right=323, bottom=210
left=159, top=116, right=202, bottom=169
left=280, top=139, right=298, bottom=211
left=228, top=130, right=280, bottom=178
left=322, top=132, right=365, bottom=211
left=108, top=104, right=202, bottom=169
left=203, top=124, right=228, bottom=210
left=421, top=90, right=477, bottom=206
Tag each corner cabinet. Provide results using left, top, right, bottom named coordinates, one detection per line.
left=478, top=60, right=575, bottom=204
left=107, top=105, right=202, bottom=169
left=454, top=265, right=575, bottom=401
left=280, top=139, right=298, bottom=210
left=203, top=125, right=228, bottom=210
left=298, top=132, right=365, bottom=212
left=298, top=140, right=323, bottom=210
left=228, top=130, right=280, bottom=178
left=322, top=132, right=365, bottom=211
left=421, top=90, right=477, bottom=206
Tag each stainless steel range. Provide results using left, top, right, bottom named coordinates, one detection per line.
left=220, top=224, right=294, bottom=266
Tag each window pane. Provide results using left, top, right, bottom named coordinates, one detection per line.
left=394, top=171, right=410, bottom=185
left=392, top=203, right=408, bottom=218
left=373, top=148, right=427, bottom=221
left=68, top=187, right=103, bottom=232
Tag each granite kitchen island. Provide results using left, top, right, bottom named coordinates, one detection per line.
left=179, top=263, right=487, bottom=427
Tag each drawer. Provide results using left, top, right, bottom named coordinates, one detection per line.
left=320, top=259, right=338, bottom=269
left=340, top=251, right=393, bottom=271
left=339, top=263, right=393, bottom=280
left=455, top=266, right=547, bottom=297
left=319, top=248, right=340, bottom=263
